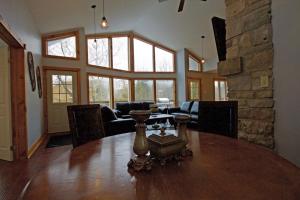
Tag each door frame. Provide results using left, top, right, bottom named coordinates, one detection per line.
left=0, top=17, right=27, bottom=160
left=43, top=66, right=81, bottom=134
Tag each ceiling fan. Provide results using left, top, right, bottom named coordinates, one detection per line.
left=159, top=0, right=207, bottom=13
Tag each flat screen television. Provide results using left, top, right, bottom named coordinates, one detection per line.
left=212, top=17, right=226, bottom=61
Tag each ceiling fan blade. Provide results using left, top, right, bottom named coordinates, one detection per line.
left=178, top=0, right=185, bottom=12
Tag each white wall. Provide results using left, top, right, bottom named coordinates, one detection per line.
left=0, top=0, right=43, bottom=149
left=272, top=0, right=300, bottom=167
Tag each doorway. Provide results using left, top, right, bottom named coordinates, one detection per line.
left=44, top=67, right=80, bottom=134
left=0, top=19, right=27, bottom=160
left=0, top=39, right=13, bottom=161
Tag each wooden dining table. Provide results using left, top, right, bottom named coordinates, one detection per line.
left=22, top=130, right=300, bottom=200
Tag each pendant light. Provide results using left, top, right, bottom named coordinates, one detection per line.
left=100, top=0, right=108, bottom=28
left=91, top=5, right=97, bottom=43
left=201, top=35, right=205, bottom=64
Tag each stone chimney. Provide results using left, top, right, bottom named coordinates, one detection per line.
left=218, top=0, right=274, bottom=148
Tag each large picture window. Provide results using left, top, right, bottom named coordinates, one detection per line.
left=43, top=31, right=79, bottom=59
left=87, top=38, right=109, bottom=67
left=88, top=75, right=111, bottom=106
left=112, top=37, right=129, bottom=71
left=156, top=80, right=175, bottom=106
left=134, top=80, right=154, bottom=101
left=155, top=47, right=174, bottom=72
left=134, top=38, right=153, bottom=72
left=113, top=78, right=130, bottom=105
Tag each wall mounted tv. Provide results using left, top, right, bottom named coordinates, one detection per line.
left=212, top=17, right=226, bottom=61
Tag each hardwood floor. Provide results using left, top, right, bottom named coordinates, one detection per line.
left=0, top=140, right=72, bottom=200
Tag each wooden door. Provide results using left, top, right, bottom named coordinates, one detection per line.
left=0, top=45, right=13, bottom=161
left=46, top=70, right=78, bottom=134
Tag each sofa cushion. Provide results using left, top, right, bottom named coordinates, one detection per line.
left=180, top=101, right=193, bottom=113
left=190, top=114, right=198, bottom=121
left=131, top=102, right=144, bottom=110
left=116, top=102, right=131, bottom=115
left=190, top=101, right=199, bottom=115
left=101, top=106, right=117, bottom=122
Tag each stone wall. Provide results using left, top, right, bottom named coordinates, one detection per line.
left=218, top=0, right=274, bottom=148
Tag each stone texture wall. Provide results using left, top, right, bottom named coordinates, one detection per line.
left=218, top=0, right=274, bottom=148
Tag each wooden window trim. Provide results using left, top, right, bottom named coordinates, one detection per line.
left=42, top=30, right=80, bottom=60
left=213, top=78, right=228, bottom=101
left=186, top=49, right=203, bottom=73
left=87, top=72, right=177, bottom=107
left=85, top=31, right=177, bottom=74
left=187, top=78, right=202, bottom=101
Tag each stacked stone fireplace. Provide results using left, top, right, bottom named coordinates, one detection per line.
left=218, top=0, right=274, bottom=148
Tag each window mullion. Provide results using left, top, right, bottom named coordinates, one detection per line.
left=109, top=37, right=113, bottom=69
left=153, top=46, right=156, bottom=72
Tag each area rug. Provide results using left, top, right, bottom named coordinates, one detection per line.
left=46, top=134, right=72, bottom=148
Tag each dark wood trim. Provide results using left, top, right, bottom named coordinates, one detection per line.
left=1, top=17, right=27, bottom=160
left=10, top=48, right=27, bottom=160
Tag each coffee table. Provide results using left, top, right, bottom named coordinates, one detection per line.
left=146, top=114, right=174, bottom=125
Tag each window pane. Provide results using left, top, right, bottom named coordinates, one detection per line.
left=47, top=36, right=76, bottom=58
left=87, top=38, right=109, bottom=67
left=156, top=80, right=175, bottom=106
left=112, top=37, right=129, bottom=71
left=134, top=38, right=153, bottom=72
left=189, top=80, right=200, bottom=100
left=189, top=56, right=200, bottom=71
left=220, top=81, right=226, bottom=101
left=51, top=74, right=73, bottom=104
left=114, top=79, right=129, bottom=105
left=88, top=76, right=110, bottom=106
left=155, top=47, right=174, bottom=72
left=214, top=81, right=220, bottom=101
left=134, top=80, right=154, bottom=101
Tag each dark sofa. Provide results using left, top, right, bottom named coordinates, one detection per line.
left=115, top=102, right=154, bottom=118
left=168, top=101, right=238, bottom=138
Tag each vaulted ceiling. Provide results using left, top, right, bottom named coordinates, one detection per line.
left=26, top=0, right=225, bottom=70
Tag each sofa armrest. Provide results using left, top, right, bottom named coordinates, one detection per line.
left=104, top=119, right=136, bottom=137
left=113, top=109, right=122, bottom=118
left=168, top=107, right=181, bottom=114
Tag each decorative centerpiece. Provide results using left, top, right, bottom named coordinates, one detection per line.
left=175, top=114, right=193, bottom=157
left=147, top=114, right=193, bottom=165
left=127, top=110, right=152, bottom=171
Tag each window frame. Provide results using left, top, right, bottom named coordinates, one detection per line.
left=85, top=32, right=176, bottom=73
left=186, top=50, right=203, bottom=72
left=133, top=34, right=176, bottom=73
left=87, top=73, right=177, bottom=108
left=155, top=79, right=176, bottom=107
left=86, top=33, right=131, bottom=72
left=187, top=78, right=201, bottom=101
left=132, top=78, right=176, bottom=105
left=42, top=30, right=80, bottom=60
left=214, top=78, right=228, bottom=101
left=87, top=73, right=132, bottom=108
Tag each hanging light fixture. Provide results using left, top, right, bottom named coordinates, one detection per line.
left=91, top=5, right=97, bottom=43
left=100, top=0, right=108, bottom=28
left=201, top=35, right=205, bottom=64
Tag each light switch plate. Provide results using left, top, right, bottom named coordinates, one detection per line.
left=260, top=75, right=269, bottom=88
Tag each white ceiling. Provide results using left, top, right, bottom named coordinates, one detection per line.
left=26, top=0, right=225, bottom=70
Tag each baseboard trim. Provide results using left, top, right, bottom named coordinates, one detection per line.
left=27, top=134, right=47, bottom=159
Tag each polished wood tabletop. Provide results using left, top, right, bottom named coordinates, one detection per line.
left=23, top=130, right=300, bottom=200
